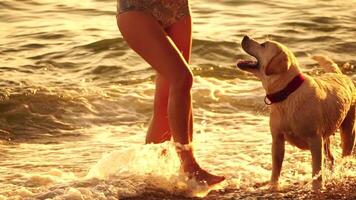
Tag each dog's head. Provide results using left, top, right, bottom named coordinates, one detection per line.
left=237, top=36, right=300, bottom=90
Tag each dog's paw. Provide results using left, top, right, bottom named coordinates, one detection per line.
left=312, top=180, right=322, bottom=191
left=268, top=182, right=280, bottom=191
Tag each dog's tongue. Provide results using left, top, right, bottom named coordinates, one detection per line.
left=237, top=59, right=258, bottom=69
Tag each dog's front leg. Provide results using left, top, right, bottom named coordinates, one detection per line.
left=308, top=136, right=323, bottom=191
left=270, top=133, right=285, bottom=190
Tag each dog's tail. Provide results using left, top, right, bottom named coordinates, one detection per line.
left=311, top=55, right=342, bottom=74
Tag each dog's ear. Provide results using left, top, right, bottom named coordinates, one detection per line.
left=265, top=51, right=291, bottom=76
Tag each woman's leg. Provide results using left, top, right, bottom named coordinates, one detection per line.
left=117, top=11, right=224, bottom=185
left=118, top=11, right=191, bottom=145
left=146, top=16, right=194, bottom=144
left=166, top=16, right=194, bottom=142
left=146, top=74, right=171, bottom=144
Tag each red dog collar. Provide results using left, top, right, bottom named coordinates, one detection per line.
left=265, top=74, right=305, bottom=105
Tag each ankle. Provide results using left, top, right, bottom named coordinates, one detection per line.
left=175, top=142, right=201, bottom=172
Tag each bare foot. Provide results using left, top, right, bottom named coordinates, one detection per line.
left=254, top=181, right=279, bottom=191
left=176, top=143, right=225, bottom=186
left=253, top=181, right=269, bottom=188
left=185, top=166, right=225, bottom=186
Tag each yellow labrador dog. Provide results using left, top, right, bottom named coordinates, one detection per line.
left=237, top=35, right=355, bottom=190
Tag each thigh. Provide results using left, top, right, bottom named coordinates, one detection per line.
left=153, top=15, right=192, bottom=104
left=165, top=15, right=193, bottom=63
left=117, top=11, right=190, bottom=81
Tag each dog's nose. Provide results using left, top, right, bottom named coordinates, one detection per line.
left=243, top=35, right=250, bottom=42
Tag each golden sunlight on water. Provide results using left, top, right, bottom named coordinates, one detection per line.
left=0, top=0, right=355, bottom=199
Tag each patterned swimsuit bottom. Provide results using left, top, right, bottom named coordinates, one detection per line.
left=117, top=0, right=190, bottom=28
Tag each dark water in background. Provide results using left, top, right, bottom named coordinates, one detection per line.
left=0, top=0, right=355, bottom=199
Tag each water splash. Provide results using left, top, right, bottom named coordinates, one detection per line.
left=86, top=142, right=222, bottom=198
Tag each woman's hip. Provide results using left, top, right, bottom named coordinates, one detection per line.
left=117, top=0, right=190, bottom=28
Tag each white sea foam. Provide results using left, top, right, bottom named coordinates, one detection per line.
left=86, top=142, right=220, bottom=197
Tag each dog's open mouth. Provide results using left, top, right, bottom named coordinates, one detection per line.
left=237, top=36, right=260, bottom=71
left=236, top=59, right=259, bottom=70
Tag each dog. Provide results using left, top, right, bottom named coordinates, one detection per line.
left=237, top=35, right=355, bottom=190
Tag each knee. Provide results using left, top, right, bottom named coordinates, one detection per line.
left=170, top=69, right=193, bottom=92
